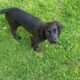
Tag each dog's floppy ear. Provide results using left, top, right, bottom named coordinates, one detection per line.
left=55, top=21, right=63, bottom=34
left=38, top=23, right=46, bottom=40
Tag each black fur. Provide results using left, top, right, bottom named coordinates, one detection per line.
left=0, top=8, right=63, bottom=52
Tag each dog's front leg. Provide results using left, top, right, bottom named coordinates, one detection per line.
left=31, top=36, right=41, bottom=52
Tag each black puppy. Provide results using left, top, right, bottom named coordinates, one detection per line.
left=0, top=8, right=62, bottom=52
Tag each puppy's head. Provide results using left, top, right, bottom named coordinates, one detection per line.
left=44, top=21, right=63, bottom=44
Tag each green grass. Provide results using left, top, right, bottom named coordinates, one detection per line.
left=0, top=0, right=80, bottom=80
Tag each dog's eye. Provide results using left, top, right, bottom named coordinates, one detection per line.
left=47, top=30, right=51, bottom=34
left=53, top=29, right=57, bottom=33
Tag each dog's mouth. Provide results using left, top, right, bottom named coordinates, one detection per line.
left=50, top=41, right=57, bottom=44
left=49, top=39, right=59, bottom=44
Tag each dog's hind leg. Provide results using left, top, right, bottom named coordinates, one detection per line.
left=7, top=20, right=21, bottom=40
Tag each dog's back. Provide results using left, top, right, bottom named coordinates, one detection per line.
left=0, top=8, right=44, bottom=34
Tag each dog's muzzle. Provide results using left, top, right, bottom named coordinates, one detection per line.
left=49, top=39, right=59, bottom=44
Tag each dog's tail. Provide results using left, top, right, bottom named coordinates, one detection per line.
left=0, top=9, right=9, bottom=14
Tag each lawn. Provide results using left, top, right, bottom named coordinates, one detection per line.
left=0, top=0, right=80, bottom=80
